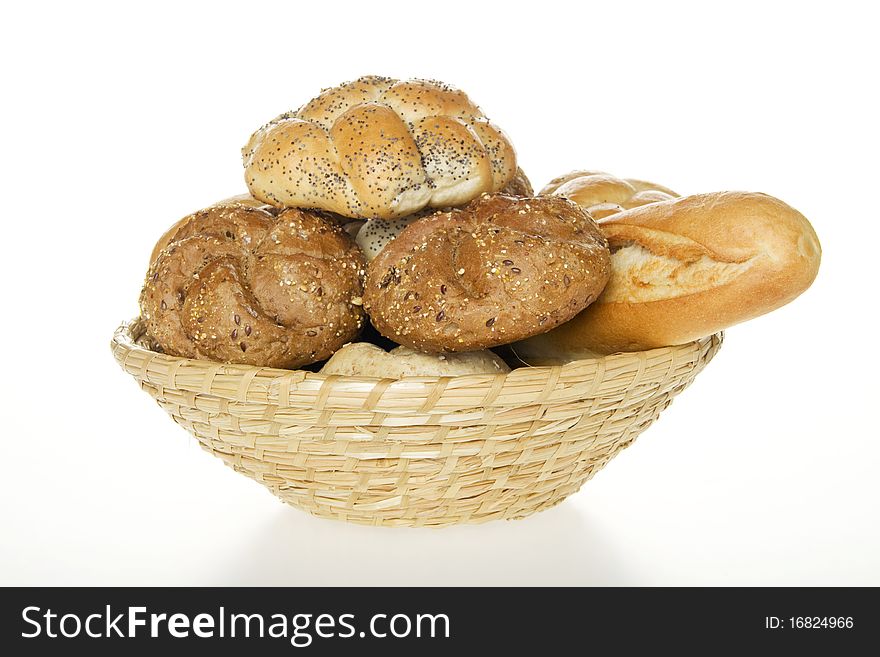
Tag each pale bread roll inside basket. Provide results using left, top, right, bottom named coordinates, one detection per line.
left=112, top=319, right=721, bottom=527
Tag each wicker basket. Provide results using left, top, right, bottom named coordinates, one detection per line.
left=112, top=320, right=722, bottom=527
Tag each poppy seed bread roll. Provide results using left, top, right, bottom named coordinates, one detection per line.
left=243, top=76, right=517, bottom=219
left=513, top=191, right=821, bottom=361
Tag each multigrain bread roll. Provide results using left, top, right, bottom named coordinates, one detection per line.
left=243, top=76, right=517, bottom=219
left=364, top=194, right=611, bottom=352
left=140, top=204, right=366, bottom=368
left=320, top=342, right=510, bottom=378
left=541, top=170, right=679, bottom=219
left=513, top=191, right=821, bottom=361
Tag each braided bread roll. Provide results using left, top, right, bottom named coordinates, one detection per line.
left=140, top=204, right=366, bottom=368
left=243, top=76, right=517, bottom=219
left=542, top=170, right=678, bottom=219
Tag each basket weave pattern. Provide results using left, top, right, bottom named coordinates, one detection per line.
left=112, top=320, right=722, bottom=527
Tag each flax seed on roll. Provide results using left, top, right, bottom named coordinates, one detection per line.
left=363, top=194, right=612, bottom=353
left=513, top=191, right=822, bottom=362
left=140, top=204, right=366, bottom=369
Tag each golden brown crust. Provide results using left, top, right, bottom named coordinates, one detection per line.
left=242, top=76, right=517, bottom=219
left=541, top=170, right=678, bottom=219
left=513, top=191, right=822, bottom=360
left=140, top=205, right=366, bottom=368
left=363, top=194, right=611, bottom=352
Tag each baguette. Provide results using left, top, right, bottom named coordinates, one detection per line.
left=513, top=191, right=821, bottom=362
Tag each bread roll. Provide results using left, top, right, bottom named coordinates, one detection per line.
left=243, top=76, right=517, bottom=219
left=141, top=204, right=366, bottom=369
left=320, top=342, right=510, bottom=378
left=513, top=191, right=821, bottom=361
left=355, top=211, right=430, bottom=262
left=541, top=170, right=678, bottom=219
left=364, top=193, right=611, bottom=353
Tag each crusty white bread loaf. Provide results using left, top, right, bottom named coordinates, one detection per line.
left=243, top=76, right=517, bottom=219
left=513, top=191, right=821, bottom=361
left=541, top=170, right=679, bottom=219
left=319, top=342, right=510, bottom=378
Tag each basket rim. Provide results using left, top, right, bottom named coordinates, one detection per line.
left=111, top=318, right=723, bottom=412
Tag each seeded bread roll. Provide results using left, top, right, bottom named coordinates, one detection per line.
left=242, top=76, right=517, bottom=219
left=141, top=204, right=366, bottom=368
left=355, top=214, right=425, bottom=262
left=513, top=191, right=821, bottom=361
left=363, top=194, right=611, bottom=352
left=320, top=342, right=510, bottom=378
left=541, top=170, right=678, bottom=219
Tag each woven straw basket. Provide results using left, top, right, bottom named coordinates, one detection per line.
left=112, top=320, right=722, bottom=527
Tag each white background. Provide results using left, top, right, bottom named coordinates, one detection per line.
left=2, top=1, right=877, bottom=586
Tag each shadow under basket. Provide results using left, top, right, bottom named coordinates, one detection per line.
left=112, top=320, right=722, bottom=527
